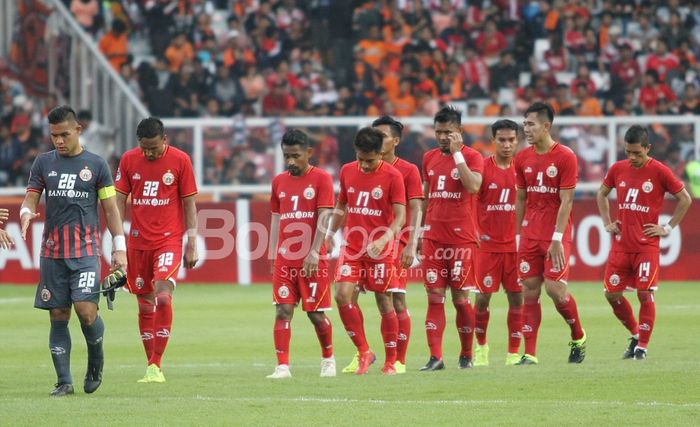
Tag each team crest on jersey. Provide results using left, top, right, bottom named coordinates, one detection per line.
left=519, top=261, right=530, bottom=274
left=115, top=168, right=121, bottom=181
left=524, top=167, right=532, bottom=174
left=371, top=186, right=383, bottom=199
left=340, top=264, right=352, bottom=277
left=40, top=288, right=51, bottom=302
left=135, top=277, right=145, bottom=289
left=483, top=275, right=493, bottom=288
left=609, top=274, right=620, bottom=286
left=642, top=181, right=654, bottom=193
left=451, top=168, right=460, bottom=180
left=488, top=183, right=497, bottom=189
left=278, top=285, right=290, bottom=298
left=426, top=269, right=438, bottom=284
left=303, top=186, right=316, bottom=200
left=79, top=167, right=92, bottom=182
left=162, top=171, right=175, bottom=185
left=546, top=164, right=558, bottom=178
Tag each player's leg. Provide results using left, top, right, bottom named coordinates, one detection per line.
left=421, top=239, right=447, bottom=371
left=473, top=292, right=492, bottom=366
left=126, top=247, right=155, bottom=363
left=517, top=277, right=542, bottom=365
left=392, top=292, right=410, bottom=373
left=605, top=291, right=639, bottom=358
left=452, top=287, right=475, bottom=369
left=70, top=256, right=104, bottom=394
left=268, top=303, right=295, bottom=379
left=505, top=290, right=524, bottom=364
left=335, top=260, right=372, bottom=368
left=633, top=253, right=660, bottom=360
left=543, top=278, right=586, bottom=363
left=341, top=285, right=363, bottom=374
left=604, top=252, right=640, bottom=358
left=374, top=291, right=398, bottom=375
left=35, top=258, right=74, bottom=396
left=300, top=264, right=335, bottom=377
left=307, top=311, right=335, bottom=377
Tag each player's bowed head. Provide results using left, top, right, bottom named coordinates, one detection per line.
left=281, top=128, right=313, bottom=176
left=137, top=117, right=168, bottom=161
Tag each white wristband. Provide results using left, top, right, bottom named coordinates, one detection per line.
left=113, top=235, right=126, bottom=252
left=552, top=232, right=563, bottom=242
left=20, top=207, right=33, bottom=218
left=453, top=151, right=465, bottom=165
left=663, top=224, right=673, bottom=234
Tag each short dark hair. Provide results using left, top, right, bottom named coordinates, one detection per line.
left=47, top=105, right=78, bottom=125
left=136, top=117, right=165, bottom=139
left=524, top=101, right=554, bottom=124
left=354, top=127, right=383, bottom=153
left=490, top=119, right=519, bottom=138
left=281, top=128, right=310, bottom=148
left=77, top=110, right=92, bottom=121
left=434, top=105, right=462, bottom=127
left=624, top=125, right=649, bottom=147
left=645, top=69, right=660, bottom=83
left=372, top=115, right=404, bottom=138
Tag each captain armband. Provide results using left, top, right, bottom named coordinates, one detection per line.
left=98, top=185, right=116, bottom=200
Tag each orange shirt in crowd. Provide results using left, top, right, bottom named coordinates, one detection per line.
left=577, top=97, right=603, bottom=116
left=99, top=32, right=129, bottom=71
left=391, top=94, right=416, bottom=116
left=483, top=103, right=500, bottom=116
left=358, top=39, right=386, bottom=69
left=165, top=42, right=194, bottom=73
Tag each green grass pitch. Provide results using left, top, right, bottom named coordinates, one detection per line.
left=1, top=282, right=699, bottom=426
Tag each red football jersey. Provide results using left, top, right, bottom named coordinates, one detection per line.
left=115, top=145, right=198, bottom=250
left=338, top=161, right=406, bottom=259
left=391, top=157, right=423, bottom=246
left=271, top=166, right=335, bottom=266
left=514, top=143, right=577, bottom=241
left=422, top=145, right=484, bottom=244
left=477, top=156, right=517, bottom=252
left=603, top=158, right=684, bottom=253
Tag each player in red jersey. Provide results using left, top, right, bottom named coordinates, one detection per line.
left=267, top=129, right=336, bottom=379
left=326, top=127, right=406, bottom=375
left=420, top=106, right=483, bottom=371
left=473, top=119, right=523, bottom=367
left=340, top=116, right=423, bottom=375
left=597, top=125, right=691, bottom=360
left=115, top=117, right=199, bottom=383
left=514, top=102, right=586, bottom=365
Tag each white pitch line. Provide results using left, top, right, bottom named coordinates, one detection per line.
left=0, top=297, right=32, bottom=305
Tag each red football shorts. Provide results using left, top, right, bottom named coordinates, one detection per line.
left=388, top=242, right=408, bottom=293
left=604, top=251, right=660, bottom=293
left=335, top=251, right=395, bottom=293
left=475, top=252, right=521, bottom=294
left=126, top=245, right=182, bottom=295
left=517, top=238, right=571, bottom=284
left=421, top=239, right=477, bottom=291
left=272, top=260, right=332, bottom=312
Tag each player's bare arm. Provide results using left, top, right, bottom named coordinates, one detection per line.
left=268, top=213, right=280, bottom=274
left=643, top=188, right=692, bottom=237
left=597, top=184, right=621, bottom=234
left=401, top=198, right=423, bottom=268
left=183, top=195, right=199, bottom=269
left=324, top=200, right=346, bottom=254
left=548, top=188, right=574, bottom=271
left=101, top=195, right=128, bottom=271
left=115, top=191, right=128, bottom=226
left=20, top=191, right=41, bottom=240
left=449, top=132, right=482, bottom=193
left=367, top=203, right=405, bottom=259
left=417, top=181, right=430, bottom=257
left=303, top=207, right=332, bottom=277
left=0, top=208, right=8, bottom=224
left=0, top=228, right=13, bottom=249
left=514, top=188, right=527, bottom=249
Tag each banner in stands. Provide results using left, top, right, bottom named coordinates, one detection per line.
left=0, top=200, right=697, bottom=284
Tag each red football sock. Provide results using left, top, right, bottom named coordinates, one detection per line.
left=426, top=294, right=446, bottom=359
left=396, top=309, right=411, bottom=364
left=523, top=296, right=541, bottom=356
left=380, top=310, right=399, bottom=365
left=137, top=297, right=155, bottom=361
left=507, top=305, right=523, bottom=354
left=637, top=292, right=656, bottom=349
left=454, top=299, right=475, bottom=358
left=314, top=316, right=333, bottom=358
left=273, top=319, right=291, bottom=365
left=608, top=296, right=639, bottom=335
left=555, top=293, right=585, bottom=341
left=149, top=292, right=173, bottom=367
left=338, top=303, right=369, bottom=353
left=475, top=307, right=490, bottom=346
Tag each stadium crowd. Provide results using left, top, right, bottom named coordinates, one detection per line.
left=2, top=0, right=700, bottom=188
